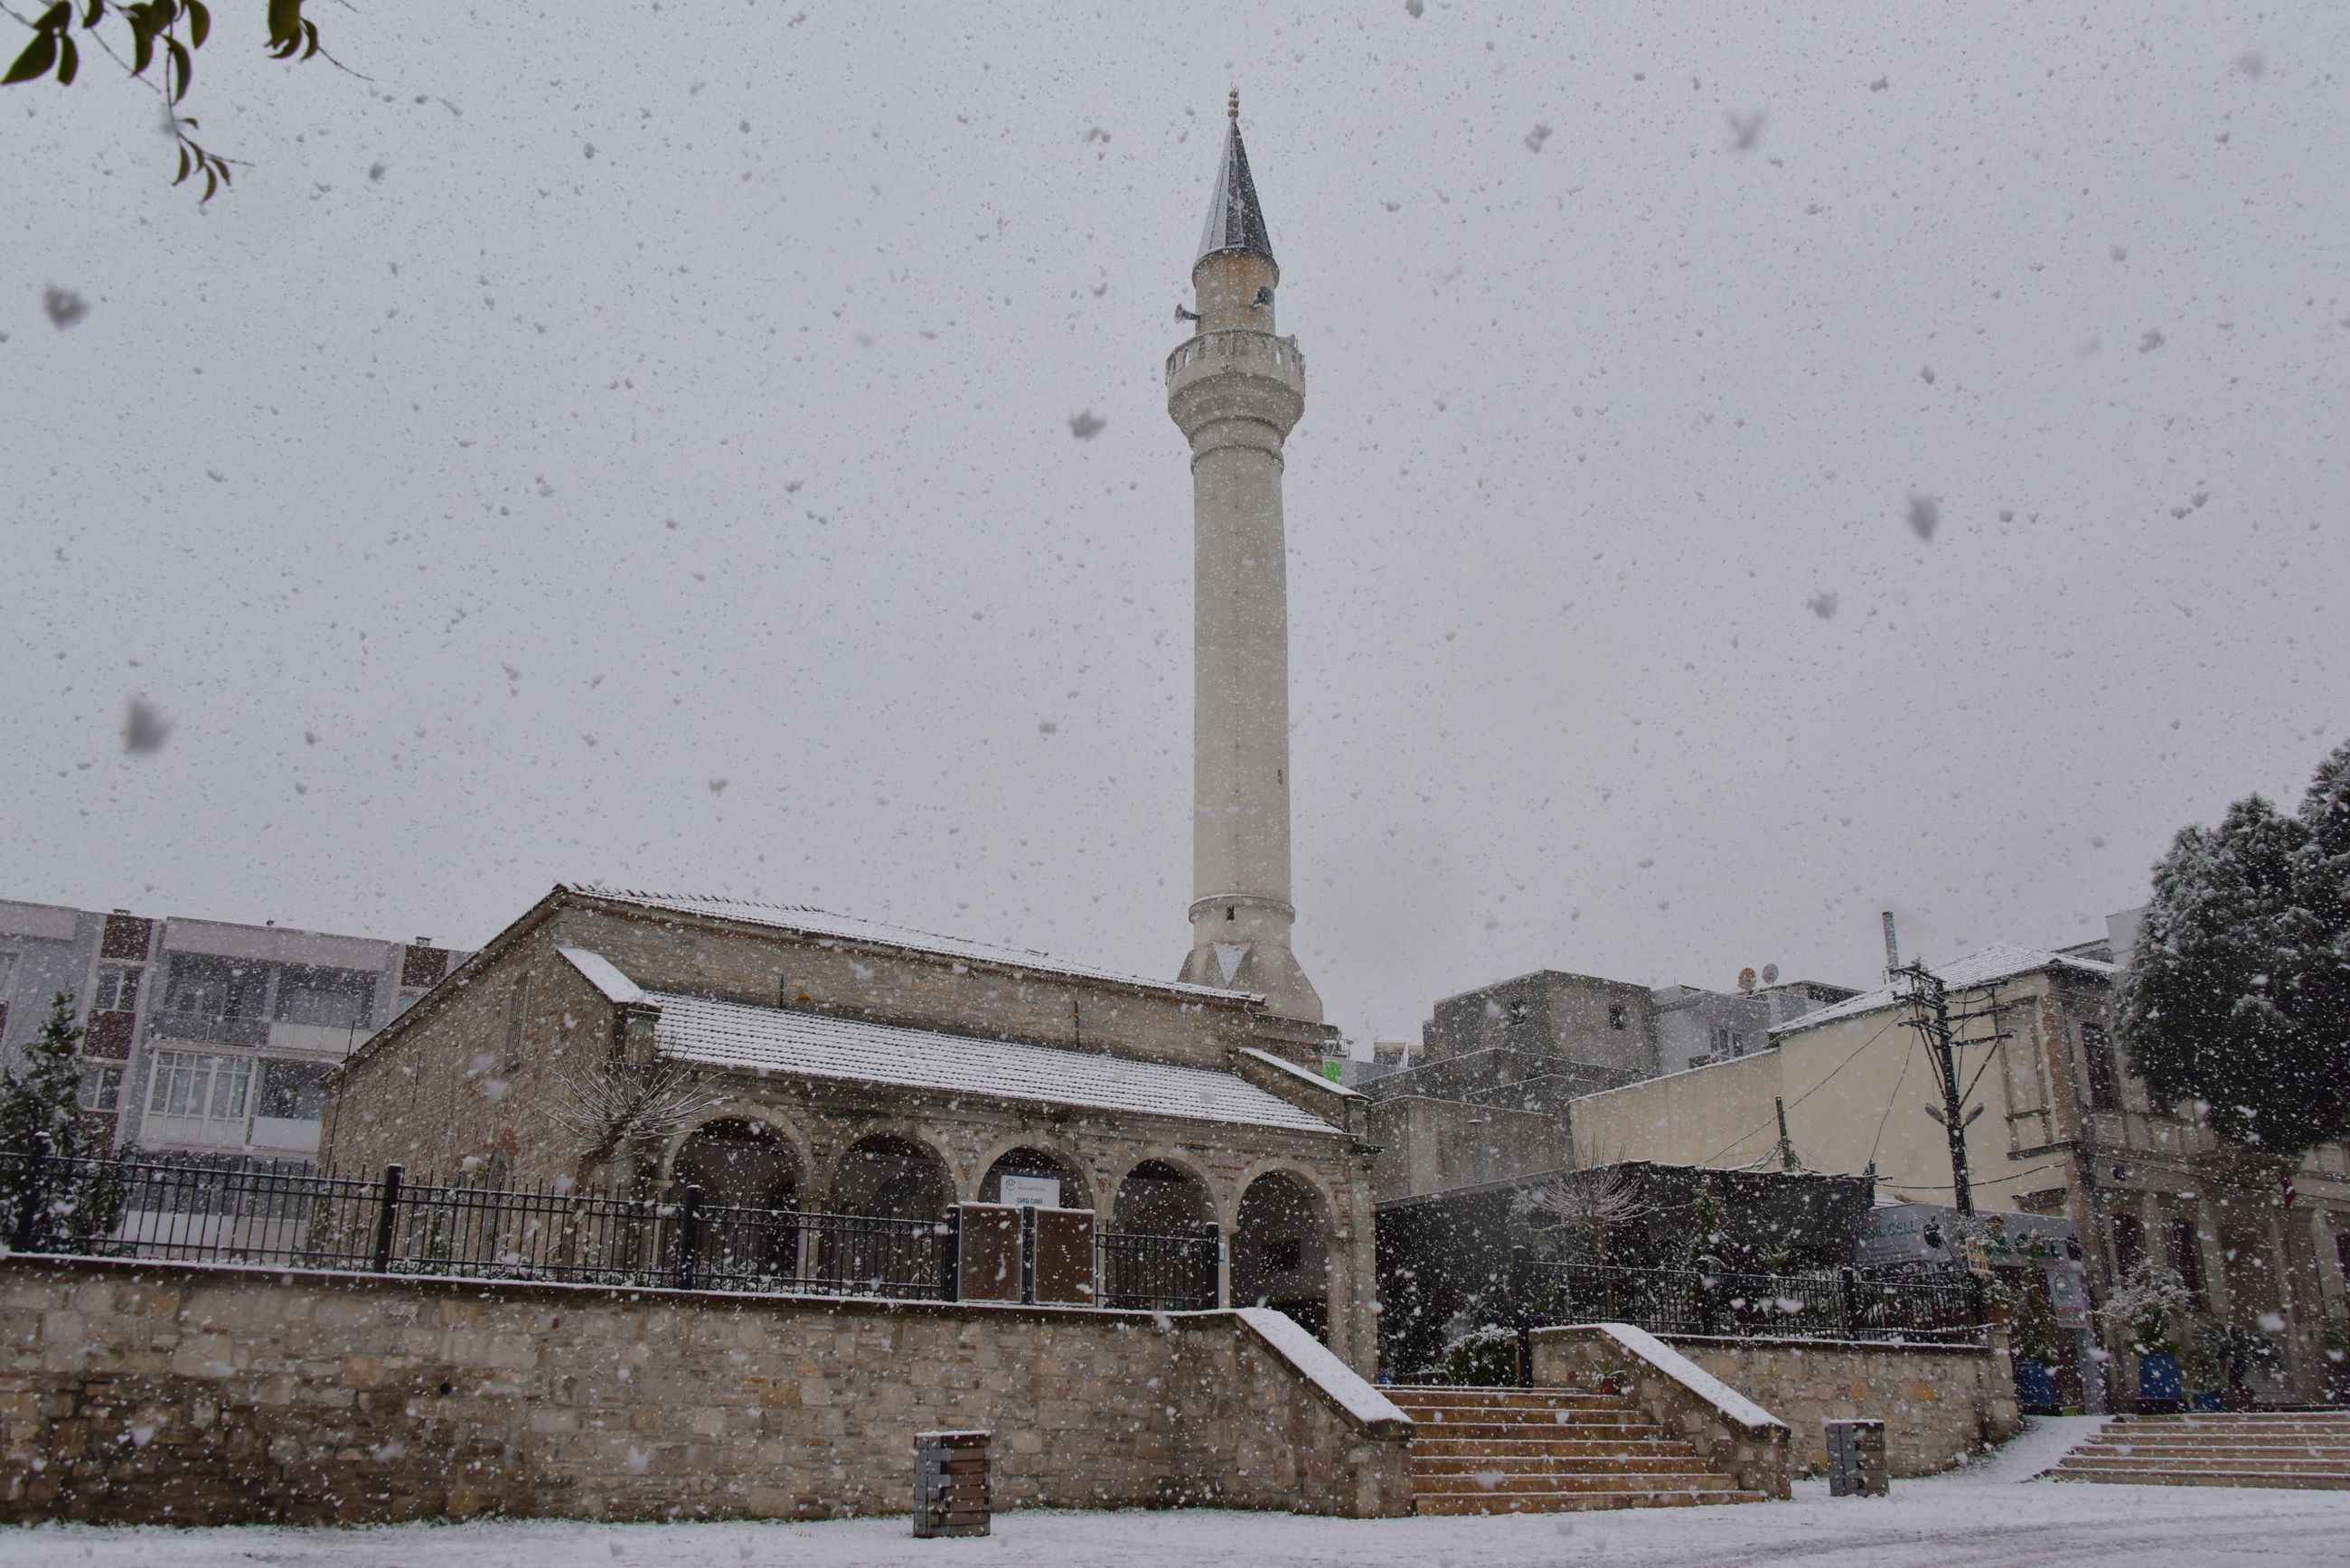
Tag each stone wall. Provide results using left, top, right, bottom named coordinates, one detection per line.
left=0, top=1256, right=1414, bottom=1525
left=1530, top=1324, right=1791, bottom=1499
left=1540, top=1325, right=2019, bottom=1479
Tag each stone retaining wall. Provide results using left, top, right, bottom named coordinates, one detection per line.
left=0, top=1256, right=1413, bottom=1525
left=1658, top=1333, right=2018, bottom=1477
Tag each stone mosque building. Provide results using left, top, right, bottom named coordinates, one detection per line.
left=319, top=104, right=1384, bottom=1369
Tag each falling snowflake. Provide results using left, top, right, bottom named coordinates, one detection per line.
left=1524, top=124, right=1553, bottom=154
left=1068, top=410, right=1105, bottom=440
left=123, top=698, right=171, bottom=755
left=1807, top=591, right=1839, bottom=621
left=1907, top=493, right=1941, bottom=541
left=43, top=287, right=88, bottom=328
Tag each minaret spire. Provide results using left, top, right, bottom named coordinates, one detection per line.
left=1197, top=98, right=1276, bottom=271
left=1167, top=104, right=1325, bottom=1029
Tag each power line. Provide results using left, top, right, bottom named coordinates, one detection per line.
left=1697, top=1012, right=1903, bottom=1168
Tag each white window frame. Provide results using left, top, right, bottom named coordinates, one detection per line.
left=79, top=1062, right=124, bottom=1113
left=145, top=1049, right=254, bottom=1123
left=91, top=962, right=144, bottom=1013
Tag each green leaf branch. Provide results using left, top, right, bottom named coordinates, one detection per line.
left=4, top=0, right=334, bottom=200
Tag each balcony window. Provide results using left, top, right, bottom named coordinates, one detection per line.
left=258, top=1058, right=333, bottom=1121
left=146, top=1049, right=253, bottom=1123
left=163, top=954, right=268, bottom=1022
left=274, top=965, right=377, bottom=1030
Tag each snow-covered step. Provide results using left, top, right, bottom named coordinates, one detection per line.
left=2050, top=1413, right=2350, bottom=1490
left=1391, top=1384, right=1768, bottom=1516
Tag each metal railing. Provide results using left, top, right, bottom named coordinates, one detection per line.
left=146, top=1010, right=274, bottom=1049
left=1096, top=1225, right=1219, bottom=1312
left=2, top=1145, right=1203, bottom=1313
left=1512, top=1253, right=1983, bottom=1344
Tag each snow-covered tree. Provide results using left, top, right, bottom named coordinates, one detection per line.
left=0, top=992, right=131, bottom=1247
left=0, top=993, right=97, bottom=1161
left=2120, top=739, right=2350, bottom=1156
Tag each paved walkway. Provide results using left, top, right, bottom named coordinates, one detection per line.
left=7, top=1477, right=2348, bottom=1568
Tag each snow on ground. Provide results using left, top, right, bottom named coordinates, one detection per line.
left=6, top=1477, right=2346, bottom=1568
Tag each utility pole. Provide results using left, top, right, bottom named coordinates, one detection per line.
left=1893, top=962, right=2011, bottom=1217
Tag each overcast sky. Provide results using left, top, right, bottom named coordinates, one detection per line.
left=5, top=3, right=2346, bottom=1046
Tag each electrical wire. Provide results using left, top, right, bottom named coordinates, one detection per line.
left=1697, top=1011, right=1903, bottom=1168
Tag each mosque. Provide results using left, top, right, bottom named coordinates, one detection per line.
left=320, top=101, right=1382, bottom=1368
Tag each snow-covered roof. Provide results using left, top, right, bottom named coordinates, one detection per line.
left=1771, top=941, right=2115, bottom=1039
left=563, top=886, right=1260, bottom=1004
left=559, top=946, right=645, bottom=1007
left=646, top=989, right=1341, bottom=1136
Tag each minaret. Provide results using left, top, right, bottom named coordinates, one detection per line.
left=1170, top=94, right=1323, bottom=1025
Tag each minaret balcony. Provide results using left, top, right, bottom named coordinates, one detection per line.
left=1166, top=329, right=1306, bottom=442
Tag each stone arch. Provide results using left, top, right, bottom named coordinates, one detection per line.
left=1233, top=1168, right=1333, bottom=1343
left=671, top=1116, right=802, bottom=1209
left=817, top=1131, right=956, bottom=1295
left=975, top=1141, right=1092, bottom=1211
left=669, top=1117, right=804, bottom=1285
left=663, top=1104, right=811, bottom=1193
left=825, top=1131, right=955, bottom=1219
left=1102, top=1155, right=1222, bottom=1311
left=1111, top=1156, right=1217, bottom=1235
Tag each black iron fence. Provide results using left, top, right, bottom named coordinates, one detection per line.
left=1511, top=1252, right=1983, bottom=1344
left=1096, top=1225, right=1219, bottom=1311
left=0, top=1146, right=1207, bottom=1311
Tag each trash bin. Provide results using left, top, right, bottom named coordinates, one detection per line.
left=1824, top=1418, right=1888, bottom=1498
left=913, top=1430, right=992, bottom=1538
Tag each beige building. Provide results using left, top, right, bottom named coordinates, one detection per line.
left=321, top=886, right=1382, bottom=1371
left=1570, top=940, right=2350, bottom=1404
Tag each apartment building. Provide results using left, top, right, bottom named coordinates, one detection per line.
left=0, top=898, right=465, bottom=1164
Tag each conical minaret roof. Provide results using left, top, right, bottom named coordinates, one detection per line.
left=1196, top=94, right=1275, bottom=270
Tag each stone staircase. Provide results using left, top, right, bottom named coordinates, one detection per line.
left=2049, top=1412, right=2350, bottom=1489
left=1389, top=1385, right=1771, bottom=1515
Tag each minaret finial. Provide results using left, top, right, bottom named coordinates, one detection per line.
left=1228, top=89, right=1239, bottom=122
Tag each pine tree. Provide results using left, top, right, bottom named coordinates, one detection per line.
left=0, top=992, right=127, bottom=1248
left=2120, top=741, right=2350, bottom=1156
left=0, top=992, right=93, bottom=1160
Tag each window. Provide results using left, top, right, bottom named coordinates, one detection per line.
left=90, top=962, right=142, bottom=1012
left=274, top=964, right=376, bottom=1029
left=1507, top=1000, right=1529, bottom=1026
left=503, top=974, right=531, bottom=1072
left=146, top=1050, right=253, bottom=1122
left=2080, top=1023, right=2119, bottom=1113
left=2111, top=1212, right=2146, bottom=1278
left=163, top=954, right=268, bottom=1021
left=1608, top=1004, right=1629, bottom=1031
left=2167, top=1214, right=2206, bottom=1307
left=78, top=1063, right=122, bottom=1113
left=258, top=1059, right=332, bottom=1120
left=1730, top=1030, right=1746, bottom=1058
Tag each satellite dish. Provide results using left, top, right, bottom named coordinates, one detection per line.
left=1737, top=967, right=1757, bottom=994
left=1762, top=962, right=1781, bottom=986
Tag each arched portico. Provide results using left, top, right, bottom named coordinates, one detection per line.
left=820, top=1132, right=955, bottom=1295
left=1233, top=1168, right=1333, bottom=1342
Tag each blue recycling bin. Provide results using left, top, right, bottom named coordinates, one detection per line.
left=2138, top=1351, right=2184, bottom=1406
left=2015, top=1360, right=2057, bottom=1411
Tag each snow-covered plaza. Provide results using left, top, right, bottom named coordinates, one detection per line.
left=7, top=1478, right=2347, bottom=1568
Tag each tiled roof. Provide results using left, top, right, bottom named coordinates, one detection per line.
left=647, top=989, right=1340, bottom=1136
left=1771, top=941, right=2115, bottom=1038
left=562, top=886, right=1259, bottom=1003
